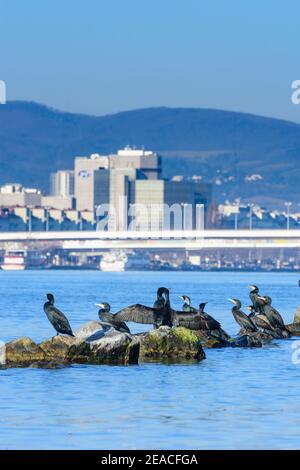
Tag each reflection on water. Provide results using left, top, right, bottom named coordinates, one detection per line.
left=0, top=270, right=299, bottom=449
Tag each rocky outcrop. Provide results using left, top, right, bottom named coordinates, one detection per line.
left=3, top=315, right=293, bottom=368
left=4, top=322, right=140, bottom=368
left=139, top=326, right=206, bottom=362
left=293, top=308, right=300, bottom=324
left=193, top=330, right=228, bottom=348
left=228, top=334, right=263, bottom=348
left=6, top=337, right=46, bottom=365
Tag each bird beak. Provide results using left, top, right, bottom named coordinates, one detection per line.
left=248, top=285, right=255, bottom=289
left=245, top=306, right=252, bottom=311
left=179, top=296, right=184, bottom=301
left=95, top=303, right=105, bottom=308
left=228, top=298, right=236, bottom=304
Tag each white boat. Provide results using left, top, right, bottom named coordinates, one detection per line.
left=125, top=252, right=152, bottom=270
left=100, top=251, right=153, bottom=272
left=1, top=250, right=26, bottom=271
left=100, top=252, right=127, bottom=272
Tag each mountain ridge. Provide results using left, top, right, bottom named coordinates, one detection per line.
left=0, top=101, right=300, bottom=207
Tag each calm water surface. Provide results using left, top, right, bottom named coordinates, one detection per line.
left=0, top=270, right=299, bottom=449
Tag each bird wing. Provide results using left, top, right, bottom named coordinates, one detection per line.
left=271, top=307, right=285, bottom=326
left=256, top=314, right=273, bottom=330
left=114, top=304, right=155, bottom=324
left=174, top=311, right=218, bottom=330
left=201, top=312, right=221, bottom=330
left=245, top=314, right=257, bottom=331
left=50, top=306, right=73, bottom=333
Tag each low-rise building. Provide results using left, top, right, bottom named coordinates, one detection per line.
left=0, top=183, right=41, bottom=207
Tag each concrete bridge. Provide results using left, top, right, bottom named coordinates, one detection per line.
left=0, top=229, right=299, bottom=250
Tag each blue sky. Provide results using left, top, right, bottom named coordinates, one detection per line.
left=1, top=0, right=300, bottom=121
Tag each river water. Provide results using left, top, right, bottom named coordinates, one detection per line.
left=0, top=270, right=299, bottom=449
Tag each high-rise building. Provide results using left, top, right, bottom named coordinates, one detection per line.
left=131, top=180, right=211, bottom=230
left=74, top=155, right=109, bottom=211
left=72, top=147, right=211, bottom=229
left=110, top=146, right=161, bottom=179
left=50, top=170, right=75, bottom=197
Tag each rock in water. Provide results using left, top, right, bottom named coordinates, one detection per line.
left=6, top=337, right=46, bottom=366
left=89, top=330, right=140, bottom=365
left=293, top=308, right=300, bottom=324
left=75, top=321, right=112, bottom=342
left=4, top=322, right=140, bottom=367
left=194, top=330, right=229, bottom=348
left=39, top=335, right=91, bottom=363
left=229, top=334, right=263, bottom=348
left=139, top=326, right=205, bottom=362
left=285, top=309, right=300, bottom=336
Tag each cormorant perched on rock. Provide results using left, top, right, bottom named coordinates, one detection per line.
left=178, top=300, right=230, bottom=340
left=114, top=287, right=174, bottom=329
left=96, top=302, right=131, bottom=334
left=246, top=305, right=286, bottom=339
left=115, top=288, right=224, bottom=332
left=180, top=295, right=198, bottom=313
left=229, top=298, right=257, bottom=332
left=44, top=293, right=74, bottom=336
left=246, top=305, right=274, bottom=331
left=248, top=285, right=266, bottom=314
left=260, top=296, right=290, bottom=337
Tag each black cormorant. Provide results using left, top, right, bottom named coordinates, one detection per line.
left=246, top=305, right=286, bottom=339
left=43, top=293, right=74, bottom=336
left=114, top=287, right=174, bottom=329
left=96, top=302, right=131, bottom=334
left=180, top=295, right=198, bottom=313
left=248, top=285, right=266, bottom=314
left=115, top=288, right=224, bottom=332
left=260, top=296, right=290, bottom=337
left=153, top=287, right=168, bottom=309
left=229, top=298, right=257, bottom=332
left=246, top=305, right=277, bottom=332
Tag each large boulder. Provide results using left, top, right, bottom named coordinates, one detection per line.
left=89, top=329, right=140, bottom=364
left=287, top=324, right=300, bottom=336
left=39, top=335, right=91, bottom=363
left=75, top=321, right=112, bottom=342
left=6, top=337, right=46, bottom=366
left=139, top=326, right=205, bottom=362
left=194, top=330, right=228, bottom=348
left=293, top=308, right=300, bottom=324
left=4, top=322, right=140, bottom=368
left=229, top=334, right=263, bottom=348
left=285, top=309, right=300, bottom=336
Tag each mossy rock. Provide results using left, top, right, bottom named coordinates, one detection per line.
left=293, top=308, right=300, bottom=324
left=6, top=337, right=46, bottom=365
left=139, top=326, right=205, bottom=362
left=39, top=335, right=90, bottom=363
left=286, top=323, right=300, bottom=336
